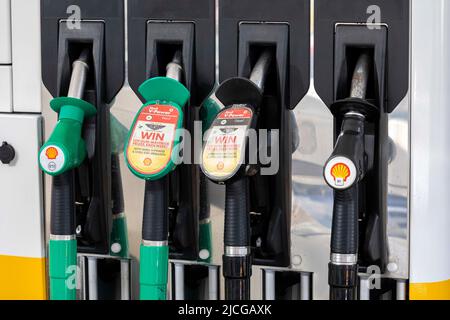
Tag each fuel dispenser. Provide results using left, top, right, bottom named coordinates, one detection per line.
left=127, top=0, right=216, bottom=300
left=200, top=0, right=310, bottom=300
left=40, top=0, right=128, bottom=300
left=314, top=0, right=410, bottom=300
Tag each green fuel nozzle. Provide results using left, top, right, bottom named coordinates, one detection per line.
left=39, top=49, right=97, bottom=176
left=124, top=51, right=190, bottom=300
left=124, top=51, right=190, bottom=181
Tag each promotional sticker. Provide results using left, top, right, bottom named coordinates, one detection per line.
left=126, top=104, right=180, bottom=176
left=202, top=106, right=253, bottom=181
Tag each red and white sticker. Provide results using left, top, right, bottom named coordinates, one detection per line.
left=202, top=106, right=253, bottom=181
left=324, top=156, right=357, bottom=190
left=126, top=104, right=179, bottom=176
left=39, top=145, right=65, bottom=174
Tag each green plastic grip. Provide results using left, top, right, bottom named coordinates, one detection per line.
left=49, top=239, right=77, bottom=300
left=39, top=97, right=96, bottom=176
left=140, top=245, right=169, bottom=300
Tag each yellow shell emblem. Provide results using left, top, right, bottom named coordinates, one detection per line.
left=331, top=163, right=350, bottom=184
left=46, top=147, right=59, bottom=160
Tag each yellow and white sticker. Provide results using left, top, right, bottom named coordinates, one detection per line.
left=324, top=156, right=357, bottom=190
left=39, top=145, right=65, bottom=174
left=202, top=106, right=253, bottom=181
left=126, top=104, right=179, bottom=176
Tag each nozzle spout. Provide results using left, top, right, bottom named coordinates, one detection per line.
left=249, top=50, right=273, bottom=92
left=166, top=50, right=184, bottom=82
left=68, top=49, right=91, bottom=99
left=350, top=52, right=371, bottom=100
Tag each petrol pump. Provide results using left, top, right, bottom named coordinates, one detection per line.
left=127, top=0, right=216, bottom=300
left=288, top=0, right=450, bottom=300
left=314, top=0, right=409, bottom=300
left=40, top=0, right=128, bottom=300
left=199, top=0, right=310, bottom=300
left=2, top=0, right=449, bottom=301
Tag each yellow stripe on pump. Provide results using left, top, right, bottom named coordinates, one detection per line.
left=0, top=255, right=47, bottom=300
left=410, top=279, right=450, bottom=300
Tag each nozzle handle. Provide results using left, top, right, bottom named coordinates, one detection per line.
left=142, top=178, right=169, bottom=242
left=324, top=113, right=366, bottom=190
left=39, top=90, right=96, bottom=176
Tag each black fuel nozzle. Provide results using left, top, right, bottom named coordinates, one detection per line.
left=324, top=52, right=377, bottom=300
left=201, top=50, right=272, bottom=300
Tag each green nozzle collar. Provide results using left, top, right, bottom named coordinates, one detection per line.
left=138, top=77, right=190, bottom=106
left=59, top=105, right=85, bottom=123
left=50, top=97, right=97, bottom=120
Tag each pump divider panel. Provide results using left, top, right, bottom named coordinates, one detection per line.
left=128, top=0, right=215, bottom=105
left=314, top=0, right=409, bottom=113
left=41, top=0, right=125, bottom=102
left=219, top=0, right=310, bottom=109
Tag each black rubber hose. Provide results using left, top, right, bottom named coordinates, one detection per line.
left=331, top=188, right=359, bottom=254
left=329, top=188, right=359, bottom=300
left=111, top=154, right=124, bottom=215
left=224, top=177, right=250, bottom=247
left=50, top=171, right=75, bottom=235
left=223, top=177, right=251, bottom=300
left=142, top=177, right=168, bottom=242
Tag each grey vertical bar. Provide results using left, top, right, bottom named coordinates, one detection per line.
left=208, top=266, right=219, bottom=300
left=264, top=270, right=276, bottom=300
left=300, top=273, right=311, bottom=300
left=359, top=277, right=371, bottom=301
left=77, top=255, right=87, bottom=300
left=396, top=279, right=407, bottom=300
left=87, top=257, right=98, bottom=300
left=174, top=263, right=185, bottom=300
left=120, top=260, right=130, bottom=300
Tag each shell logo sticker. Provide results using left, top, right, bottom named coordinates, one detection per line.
left=324, top=156, right=357, bottom=190
left=39, top=145, right=65, bottom=174
left=144, top=158, right=152, bottom=166
left=46, top=147, right=59, bottom=160
left=331, top=163, right=350, bottom=187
